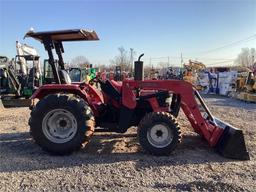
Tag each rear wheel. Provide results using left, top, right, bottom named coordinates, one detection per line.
left=138, top=112, right=181, bottom=156
left=29, top=94, right=95, bottom=155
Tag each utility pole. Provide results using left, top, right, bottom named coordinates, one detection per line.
left=181, top=53, right=183, bottom=68
left=180, top=53, right=184, bottom=78
left=252, top=55, right=254, bottom=67
left=168, top=56, right=170, bottom=67
left=130, top=48, right=134, bottom=74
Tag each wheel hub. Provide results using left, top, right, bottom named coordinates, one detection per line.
left=156, top=130, right=163, bottom=137
left=147, top=123, right=173, bottom=148
left=59, top=119, right=67, bottom=127
left=42, top=109, right=78, bottom=143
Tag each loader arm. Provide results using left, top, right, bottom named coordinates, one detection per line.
left=6, top=66, right=21, bottom=96
left=122, top=79, right=249, bottom=160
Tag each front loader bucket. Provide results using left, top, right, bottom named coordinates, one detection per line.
left=214, top=118, right=250, bottom=160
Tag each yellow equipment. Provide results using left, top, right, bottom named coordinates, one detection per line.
left=236, top=71, right=256, bottom=102
left=183, top=60, right=206, bottom=90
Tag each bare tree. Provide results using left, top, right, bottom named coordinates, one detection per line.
left=144, top=65, right=153, bottom=78
left=110, top=47, right=130, bottom=71
left=157, top=62, right=169, bottom=69
left=235, top=48, right=256, bottom=68
left=70, top=56, right=90, bottom=68
left=129, top=48, right=136, bottom=72
left=94, top=63, right=108, bottom=72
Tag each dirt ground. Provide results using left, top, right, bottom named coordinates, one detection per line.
left=0, top=95, right=255, bottom=191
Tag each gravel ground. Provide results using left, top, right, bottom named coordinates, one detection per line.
left=0, top=95, right=256, bottom=191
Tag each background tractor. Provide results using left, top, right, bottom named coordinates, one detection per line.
left=236, top=71, right=256, bottom=102
left=26, top=28, right=249, bottom=160
left=0, top=42, right=42, bottom=107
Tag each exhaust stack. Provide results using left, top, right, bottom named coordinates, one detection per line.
left=134, top=54, right=144, bottom=81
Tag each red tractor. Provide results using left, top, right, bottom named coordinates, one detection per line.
left=26, top=29, right=249, bottom=160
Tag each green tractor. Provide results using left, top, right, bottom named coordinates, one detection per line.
left=43, top=59, right=97, bottom=83
left=68, top=64, right=97, bottom=83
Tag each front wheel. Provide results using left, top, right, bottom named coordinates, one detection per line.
left=29, top=94, right=95, bottom=155
left=138, top=112, right=181, bottom=156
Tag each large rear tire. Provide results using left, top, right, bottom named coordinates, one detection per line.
left=29, top=94, right=95, bottom=155
left=138, top=112, right=181, bottom=156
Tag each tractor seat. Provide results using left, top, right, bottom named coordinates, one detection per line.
left=100, top=80, right=121, bottom=101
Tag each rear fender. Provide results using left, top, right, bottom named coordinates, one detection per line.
left=30, top=84, right=103, bottom=116
left=30, top=84, right=85, bottom=100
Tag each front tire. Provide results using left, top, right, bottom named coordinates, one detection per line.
left=29, top=94, right=95, bottom=155
left=138, top=112, right=181, bottom=156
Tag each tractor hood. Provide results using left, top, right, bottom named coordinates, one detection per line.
left=24, top=28, right=99, bottom=42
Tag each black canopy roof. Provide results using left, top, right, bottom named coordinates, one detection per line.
left=25, top=29, right=99, bottom=42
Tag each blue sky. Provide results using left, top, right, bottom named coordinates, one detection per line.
left=0, top=0, right=255, bottom=67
